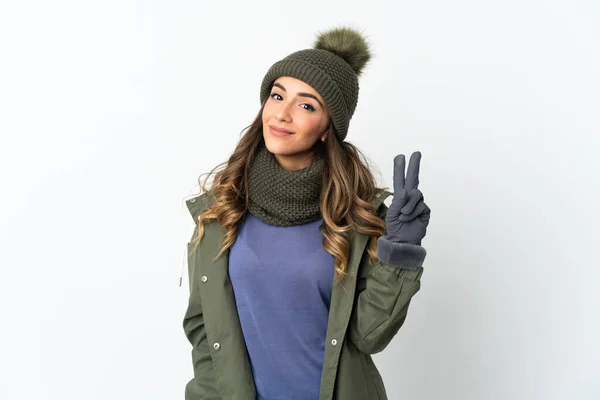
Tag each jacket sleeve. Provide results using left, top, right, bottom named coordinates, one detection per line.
left=348, top=202, right=426, bottom=355
left=182, top=227, right=221, bottom=399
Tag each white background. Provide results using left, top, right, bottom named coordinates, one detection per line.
left=1, top=0, right=598, bottom=399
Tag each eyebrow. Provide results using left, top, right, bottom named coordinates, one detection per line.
left=272, top=82, right=324, bottom=109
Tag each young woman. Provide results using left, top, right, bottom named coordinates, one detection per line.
left=182, top=26, right=431, bottom=400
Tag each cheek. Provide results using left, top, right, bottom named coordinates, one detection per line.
left=261, top=108, right=270, bottom=124
left=297, top=114, right=327, bottom=136
left=262, top=101, right=276, bottom=122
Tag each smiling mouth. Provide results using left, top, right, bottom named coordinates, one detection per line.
left=269, top=125, right=294, bottom=134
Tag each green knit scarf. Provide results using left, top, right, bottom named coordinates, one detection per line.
left=247, top=141, right=325, bottom=227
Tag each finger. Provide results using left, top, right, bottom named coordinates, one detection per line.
left=405, top=151, right=421, bottom=190
left=400, top=189, right=424, bottom=215
left=398, top=198, right=427, bottom=221
left=393, top=154, right=406, bottom=195
left=387, top=188, right=408, bottom=219
left=419, top=204, right=431, bottom=223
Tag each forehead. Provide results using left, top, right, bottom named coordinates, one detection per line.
left=273, top=76, right=322, bottom=98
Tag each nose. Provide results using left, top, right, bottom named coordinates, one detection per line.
left=274, top=99, right=292, bottom=121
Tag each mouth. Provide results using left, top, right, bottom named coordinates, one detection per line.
left=268, top=125, right=294, bottom=136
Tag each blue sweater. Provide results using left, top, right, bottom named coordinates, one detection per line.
left=228, top=212, right=335, bottom=400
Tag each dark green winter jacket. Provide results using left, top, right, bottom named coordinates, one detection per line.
left=183, top=188, right=425, bottom=399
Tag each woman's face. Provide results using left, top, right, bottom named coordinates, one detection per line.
left=262, top=76, right=329, bottom=171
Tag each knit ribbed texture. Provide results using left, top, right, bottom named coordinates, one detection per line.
left=247, top=141, right=324, bottom=227
left=260, top=49, right=359, bottom=142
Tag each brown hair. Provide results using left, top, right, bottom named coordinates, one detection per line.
left=190, top=102, right=387, bottom=284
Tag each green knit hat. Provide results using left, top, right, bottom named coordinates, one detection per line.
left=259, top=26, right=372, bottom=142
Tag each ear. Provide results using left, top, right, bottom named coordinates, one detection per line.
left=321, top=132, right=328, bottom=142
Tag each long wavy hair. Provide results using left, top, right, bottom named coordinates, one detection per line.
left=190, top=101, right=388, bottom=284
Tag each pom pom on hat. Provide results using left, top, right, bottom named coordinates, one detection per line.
left=314, top=26, right=371, bottom=76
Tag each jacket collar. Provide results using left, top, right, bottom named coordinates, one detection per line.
left=185, top=188, right=391, bottom=231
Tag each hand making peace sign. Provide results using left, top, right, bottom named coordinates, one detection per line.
left=384, top=152, right=431, bottom=246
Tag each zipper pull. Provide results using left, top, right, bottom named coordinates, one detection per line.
left=179, top=242, right=187, bottom=287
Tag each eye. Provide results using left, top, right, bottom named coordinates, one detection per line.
left=270, top=92, right=283, bottom=101
left=301, top=103, right=316, bottom=112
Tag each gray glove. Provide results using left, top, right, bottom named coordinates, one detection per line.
left=377, top=152, right=430, bottom=269
left=385, top=151, right=431, bottom=245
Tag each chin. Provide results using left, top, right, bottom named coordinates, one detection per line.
left=263, top=136, right=291, bottom=156
left=262, top=129, right=315, bottom=158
